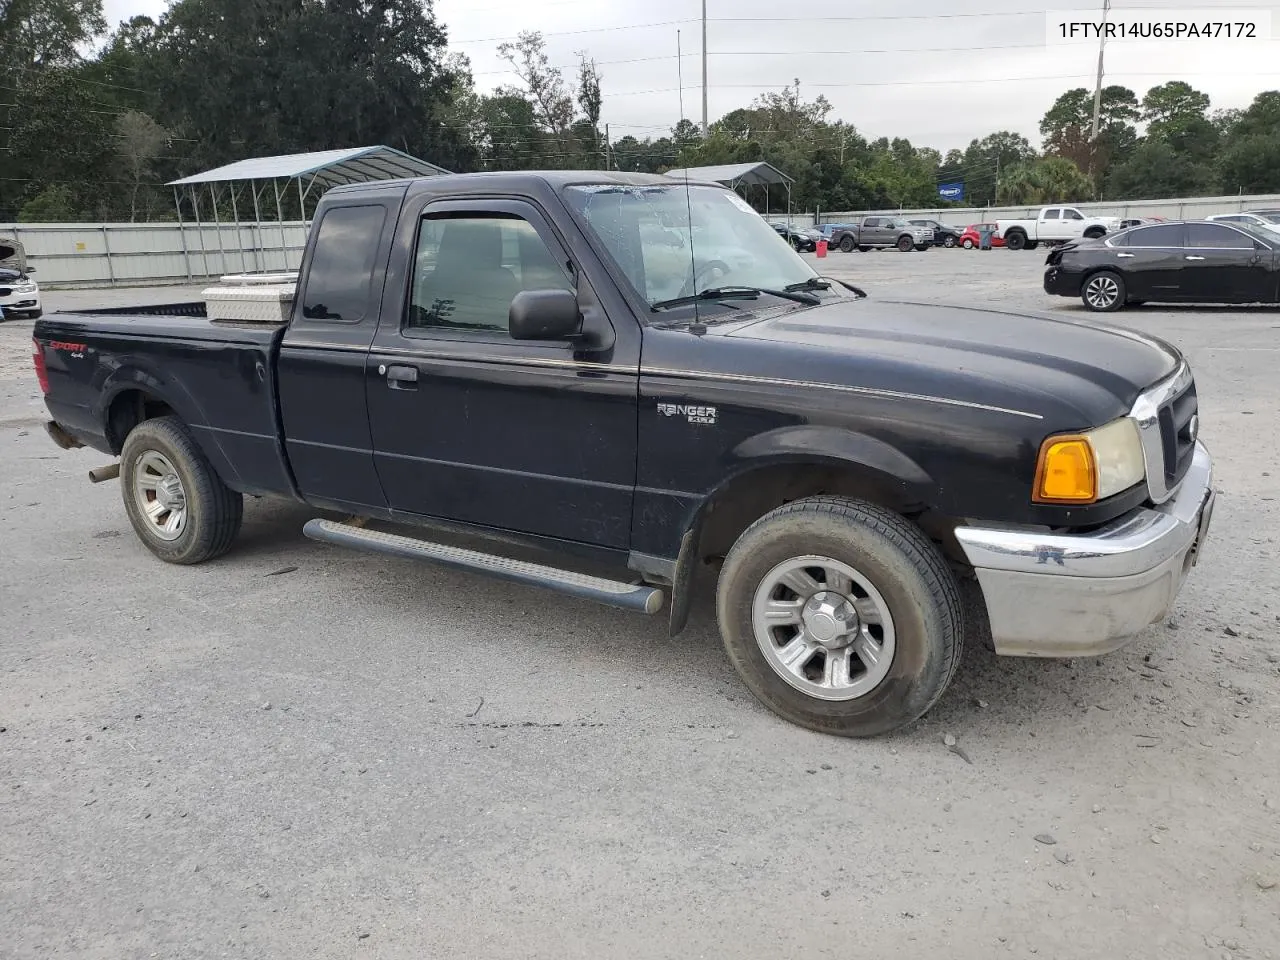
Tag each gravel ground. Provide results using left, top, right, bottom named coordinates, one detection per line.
left=3, top=250, right=1279, bottom=958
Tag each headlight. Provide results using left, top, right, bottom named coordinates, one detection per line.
left=16, top=283, right=36, bottom=293
left=1033, top=416, right=1145, bottom=504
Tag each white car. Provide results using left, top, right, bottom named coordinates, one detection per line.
left=0, top=240, right=41, bottom=320
left=1206, top=211, right=1280, bottom=230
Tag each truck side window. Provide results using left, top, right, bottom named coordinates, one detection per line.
left=1063, top=208, right=1085, bottom=220
left=301, top=205, right=387, bottom=323
left=1042, top=209, right=1060, bottom=220
left=407, top=214, right=573, bottom=334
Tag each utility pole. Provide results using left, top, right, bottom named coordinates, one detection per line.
left=604, top=123, right=610, bottom=170
left=1089, top=0, right=1111, bottom=141
left=677, top=29, right=685, bottom=122
left=994, top=154, right=1001, bottom=204
left=701, top=0, right=708, bottom=137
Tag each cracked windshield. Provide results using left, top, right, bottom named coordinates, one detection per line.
left=564, top=183, right=821, bottom=308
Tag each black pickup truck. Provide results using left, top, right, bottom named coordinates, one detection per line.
left=33, top=171, right=1217, bottom=738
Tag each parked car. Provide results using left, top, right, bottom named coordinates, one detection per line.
left=1119, top=216, right=1167, bottom=229
left=907, top=219, right=964, bottom=248
left=826, top=216, right=933, bottom=252
left=1205, top=211, right=1280, bottom=229
left=33, top=170, right=1215, bottom=738
left=1043, top=218, right=1280, bottom=312
left=0, top=239, right=41, bottom=320
left=769, top=221, right=823, bottom=252
left=959, top=223, right=1005, bottom=249
left=996, top=206, right=1124, bottom=250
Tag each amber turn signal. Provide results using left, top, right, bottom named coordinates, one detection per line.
left=1033, top=435, right=1097, bottom=504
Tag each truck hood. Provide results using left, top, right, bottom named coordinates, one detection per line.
left=721, top=297, right=1181, bottom=426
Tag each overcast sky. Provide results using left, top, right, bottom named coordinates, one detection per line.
left=103, top=0, right=1280, bottom=152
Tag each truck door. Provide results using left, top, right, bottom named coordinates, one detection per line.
left=278, top=197, right=400, bottom=511
left=862, top=217, right=883, bottom=245
left=1038, top=208, right=1061, bottom=240
left=365, top=196, right=641, bottom=549
left=1059, top=207, right=1088, bottom=240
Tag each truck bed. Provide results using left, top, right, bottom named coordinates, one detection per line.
left=35, top=306, right=296, bottom=499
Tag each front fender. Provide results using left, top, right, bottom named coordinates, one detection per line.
left=729, top=424, right=934, bottom=495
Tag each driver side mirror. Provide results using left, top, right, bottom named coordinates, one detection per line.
left=509, top=288, right=582, bottom=341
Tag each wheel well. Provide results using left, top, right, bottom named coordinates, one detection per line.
left=106, top=389, right=176, bottom=453
left=1083, top=227, right=1106, bottom=238
left=693, top=462, right=970, bottom=571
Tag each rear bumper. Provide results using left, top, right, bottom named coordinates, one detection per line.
left=954, top=441, right=1216, bottom=658
left=1043, top=266, right=1082, bottom=296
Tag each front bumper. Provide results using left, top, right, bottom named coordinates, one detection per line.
left=0, top=291, right=41, bottom=315
left=954, top=440, right=1216, bottom=658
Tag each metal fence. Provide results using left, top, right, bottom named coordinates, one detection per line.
left=0, top=220, right=310, bottom=288
left=8, top=190, right=1280, bottom=287
left=819, top=192, right=1280, bottom=226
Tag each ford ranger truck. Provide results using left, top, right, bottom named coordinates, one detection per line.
left=32, top=171, right=1217, bottom=738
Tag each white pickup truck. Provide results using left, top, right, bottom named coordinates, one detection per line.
left=996, top=206, right=1123, bottom=250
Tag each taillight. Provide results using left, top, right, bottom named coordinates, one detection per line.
left=32, top=339, right=49, bottom=394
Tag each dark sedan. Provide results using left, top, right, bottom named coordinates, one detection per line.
left=1043, top=219, right=1280, bottom=312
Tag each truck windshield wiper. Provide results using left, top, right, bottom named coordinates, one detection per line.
left=786, top=276, right=868, bottom=298
left=651, top=285, right=820, bottom=311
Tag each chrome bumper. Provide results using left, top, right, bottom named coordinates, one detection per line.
left=954, top=441, right=1216, bottom=658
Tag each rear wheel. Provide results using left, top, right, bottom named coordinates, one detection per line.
left=120, top=416, right=244, bottom=564
left=961, top=238, right=975, bottom=249
left=943, top=235, right=957, bottom=248
left=1082, top=270, right=1126, bottom=312
left=716, top=496, right=964, bottom=738
left=1005, top=231, right=1027, bottom=251
left=897, top=235, right=914, bottom=252
left=839, top=236, right=855, bottom=253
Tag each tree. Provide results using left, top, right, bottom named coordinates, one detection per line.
left=0, top=0, right=105, bottom=69
left=1040, top=86, right=1139, bottom=186
left=496, top=30, right=574, bottom=144
left=1232, top=91, right=1280, bottom=138
left=998, top=156, right=1092, bottom=205
left=1217, top=134, right=1280, bottom=194
left=116, top=110, right=170, bottom=221
left=1105, top=140, right=1216, bottom=200
left=958, top=131, right=1037, bottom=206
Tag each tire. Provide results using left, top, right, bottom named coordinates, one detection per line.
left=1026, top=241, right=1039, bottom=250
left=120, top=416, right=244, bottom=564
left=897, top=235, right=913, bottom=252
left=839, top=235, right=855, bottom=253
left=961, top=238, right=975, bottom=249
left=1081, top=270, right=1126, bottom=312
left=26, top=309, right=43, bottom=319
left=858, top=246, right=872, bottom=253
left=943, top=236, right=957, bottom=248
left=716, top=496, right=964, bottom=738
left=1005, top=231, right=1027, bottom=251
left=915, top=244, right=930, bottom=252
left=1083, top=227, right=1106, bottom=239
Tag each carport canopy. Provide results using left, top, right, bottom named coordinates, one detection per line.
left=163, top=145, right=452, bottom=270
left=662, top=161, right=794, bottom=219
left=662, top=161, right=793, bottom=190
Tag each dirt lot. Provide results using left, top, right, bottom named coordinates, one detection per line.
left=3, top=250, right=1279, bottom=958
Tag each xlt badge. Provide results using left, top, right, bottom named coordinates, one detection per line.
left=658, top=402, right=717, bottom=425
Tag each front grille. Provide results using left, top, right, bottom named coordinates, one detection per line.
left=1159, top=379, right=1198, bottom=490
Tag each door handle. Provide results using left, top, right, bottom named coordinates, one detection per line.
left=384, top=364, right=419, bottom=390
left=1185, top=255, right=1206, bottom=261
left=1117, top=252, right=1135, bottom=258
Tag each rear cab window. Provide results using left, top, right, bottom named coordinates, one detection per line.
left=299, top=205, right=389, bottom=323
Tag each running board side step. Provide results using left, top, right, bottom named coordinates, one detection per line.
left=302, top=518, right=665, bottom=615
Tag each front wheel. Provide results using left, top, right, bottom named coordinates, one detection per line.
left=716, top=497, right=964, bottom=738
left=897, top=235, right=914, bottom=252
left=1082, top=270, right=1126, bottom=312
left=120, top=416, right=244, bottom=564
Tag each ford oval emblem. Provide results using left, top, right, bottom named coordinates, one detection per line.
left=1188, top=414, right=1199, bottom=443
